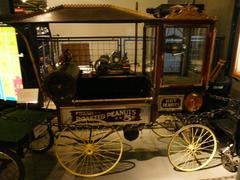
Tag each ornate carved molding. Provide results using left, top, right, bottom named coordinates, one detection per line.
left=165, top=4, right=216, bottom=20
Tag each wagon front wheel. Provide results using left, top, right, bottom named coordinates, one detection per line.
left=55, top=120, right=123, bottom=177
left=168, top=124, right=217, bottom=172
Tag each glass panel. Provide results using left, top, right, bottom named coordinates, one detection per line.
left=145, top=26, right=156, bottom=82
left=162, top=27, right=207, bottom=86
left=233, top=33, right=240, bottom=76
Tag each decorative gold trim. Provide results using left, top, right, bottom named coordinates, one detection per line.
left=165, top=4, right=216, bottom=20
left=110, top=4, right=155, bottom=19
left=72, top=97, right=153, bottom=103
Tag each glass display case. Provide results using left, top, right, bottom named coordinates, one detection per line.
left=144, top=5, right=217, bottom=112
left=162, top=26, right=207, bottom=86
left=157, top=5, right=216, bottom=90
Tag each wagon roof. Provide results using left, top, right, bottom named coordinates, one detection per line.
left=1, top=4, right=157, bottom=24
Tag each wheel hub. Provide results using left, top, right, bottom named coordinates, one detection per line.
left=188, top=144, right=197, bottom=153
left=85, top=144, right=94, bottom=155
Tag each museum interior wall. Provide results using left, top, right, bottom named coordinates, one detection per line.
left=168, top=0, right=234, bottom=60
left=47, top=0, right=167, bottom=37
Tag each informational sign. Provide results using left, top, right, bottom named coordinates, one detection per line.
left=158, top=95, right=184, bottom=111
left=60, top=104, right=151, bottom=125
left=18, top=88, right=39, bottom=104
left=0, top=26, right=23, bottom=101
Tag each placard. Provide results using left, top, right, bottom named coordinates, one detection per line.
left=18, top=88, right=39, bottom=103
left=158, top=95, right=184, bottom=111
left=60, top=104, right=151, bottom=125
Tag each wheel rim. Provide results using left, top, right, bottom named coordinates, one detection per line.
left=30, top=128, right=51, bottom=151
left=152, top=115, right=180, bottom=138
left=168, top=124, right=217, bottom=171
left=0, top=152, right=20, bottom=180
left=55, top=120, right=123, bottom=177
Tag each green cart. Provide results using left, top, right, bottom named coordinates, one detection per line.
left=0, top=108, right=55, bottom=180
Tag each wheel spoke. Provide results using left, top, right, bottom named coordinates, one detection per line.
left=172, top=150, right=191, bottom=163
left=67, top=129, right=88, bottom=144
left=181, top=152, right=193, bottom=169
left=171, top=140, right=188, bottom=148
left=195, top=129, right=209, bottom=146
left=57, top=142, right=78, bottom=146
left=94, top=138, right=121, bottom=149
left=96, top=150, right=121, bottom=156
left=93, top=153, right=111, bottom=169
left=85, top=155, right=90, bottom=174
left=191, top=127, right=198, bottom=144
left=89, top=155, right=94, bottom=175
left=57, top=151, right=84, bottom=156
left=196, top=148, right=214, bottom=153
left=181, top=131, right=190, bottom=144
left=196, top=143, right=214, bottom=150
left=60, top=134, right=81, bottom=142
left=169, top=148, right=189, bottom=154
left=78, top=154, right=88, bottom=174
left=63, top=152, right=84, bottom=166
left=94, top=130, right=114, bottom=145
left=196, top=136, right=214, bottom=148
left=94, top=151, right=117, bottom=162
left=92, top=153, right=105, bottom=170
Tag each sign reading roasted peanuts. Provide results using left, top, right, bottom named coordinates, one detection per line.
left=60, top=104, right=150, bottom=125
left=71, top=108, right=141, bottom=122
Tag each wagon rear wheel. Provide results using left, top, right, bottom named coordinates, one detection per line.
left=152, top=115, right=181, bottom=138
left=168, top=124, right=217, bottom=171
left=55, top=120, right=123, bottom=177
left=30, top=128, right=54, bottom=153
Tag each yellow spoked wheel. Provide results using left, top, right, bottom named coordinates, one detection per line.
left=55, top=120, right=123, bottom=177
left=168, top=124, right=217, bottom=172
left=152, top=115, right=180, bottom=138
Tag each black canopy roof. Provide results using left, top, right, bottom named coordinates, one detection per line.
left=2, top=4, right=157, bottom=24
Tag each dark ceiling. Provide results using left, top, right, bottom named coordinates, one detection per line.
left=14, top=0, right=47, bottom=12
